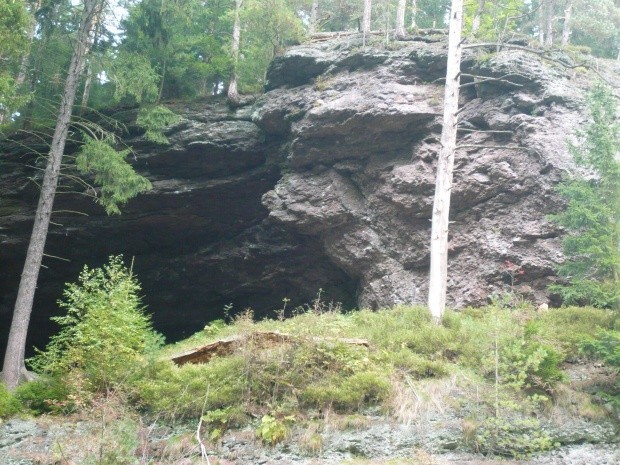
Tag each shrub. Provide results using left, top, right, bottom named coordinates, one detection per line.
left=135, top=357, right=247, bottom=419
left=528, top=307, right=615, bottom=357
left=29, top=256, right=163, bottom=398
left=0, top=383, right=20, bottom=418
left=14, top=377, right=70, bottom=414
left=473, top=416, right=555, bottom=458
left=301, top=371, right=390, bottom=412
left=256, top=414, right=295, bottom=445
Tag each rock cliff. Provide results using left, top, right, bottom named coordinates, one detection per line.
left=1, top=35, right=616, bottom=350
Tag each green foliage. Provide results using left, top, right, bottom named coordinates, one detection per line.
left=75, top=134, right=152, bottom=215
left=120, top=0, right=233, bottom=100
left=528, top=306, right=615, bottom=356
left=83, top=416, right=140, bottom=465
left=415, top=0, right=451, bottom=28
left=550, top=84, right=620, bottom=309
left=29, top=256, right=163, bottom=396
left=110, top=51, right=160, bottom=104
left=464, top=0, right=525, bottom=39
left=237, top=0, right=305, bottom=93
left=582, top=330, right=620, bottom=367
left=570, top=0, right=620, bottom=58
left=134, top=356, right=247, bottom=418
left=474, top=416, right=555, bottom=457
left=581, top=329, right=620, bottom=412
left=0, top=0, right=31, bottom=121
left=136, top=105, right=181, bottom=144
left=0, top=383, right=21, bottom=418
left=14, top=377, right=70, bottom=414
left=301, top=371, right=390, bottom=411
left=256, top=414, right=295, bottom=445
left=500, top=339, right=565, bottom=392
left=202, top=406, right=247, bottom=441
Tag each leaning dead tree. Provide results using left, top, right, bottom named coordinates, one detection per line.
left=427, top=0, right=464, bottom=323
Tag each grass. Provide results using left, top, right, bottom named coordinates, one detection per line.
left=6, top=302, right=619, bottom=461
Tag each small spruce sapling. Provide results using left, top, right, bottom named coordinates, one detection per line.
left=29, top=256, right=163, bottom=396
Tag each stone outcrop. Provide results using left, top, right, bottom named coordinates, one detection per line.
left=254, top=37, right=609, bottom=310
left=1, top=35, right=616, bottom=350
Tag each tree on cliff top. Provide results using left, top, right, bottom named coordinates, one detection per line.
left=0, top=0, right=31, bottom=124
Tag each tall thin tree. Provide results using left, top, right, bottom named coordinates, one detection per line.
left=310, top=0, right=319, bottom=34
left=227, top=0, right=242, bottom=104
left=427, top=0, right=464, bottom=323
left=545, top=0, right=554, bottom=46
left=410, top=0, right=417, bottom=29
left=363, top=0, right=372, bottom=33
left=561, top=1, right=572, bottom=47
left=471, top=0, right=485, bottom=36
left=2, top=0, right=103, bottom=390
left=396, top=0, right=407, bottom=37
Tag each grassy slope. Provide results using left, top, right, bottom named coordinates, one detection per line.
left=2, top=303, right=618, bottom=462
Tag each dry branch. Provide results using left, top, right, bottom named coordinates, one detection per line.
left=171, top=331, right=369, bottom=366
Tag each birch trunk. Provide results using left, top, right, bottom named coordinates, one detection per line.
left=1, top=0, right=100, bottom=391
left=427, top=0, right=463, bottom=324
left=410, top=0, right=417, bottom=29
left=80, top=11, right=101, bottom=113
left=396, top=0, right=407, bottom=37
left=538, top=0, right=546, bottom=45
left=545, top=0, right=554, bottom=47
left=310, top=0, right=318, bottom=34
left=561, top=2, right=572, bottom=47
left=227, top=0, right=242, bottom=105
left=471, top=0, right=485, bottom=36
left=363, top=0, right=372, bottom=33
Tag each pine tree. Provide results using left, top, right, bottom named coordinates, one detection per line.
left=551, top=84, right=620, bottom=309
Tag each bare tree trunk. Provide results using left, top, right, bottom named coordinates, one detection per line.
left=227, top=0, right=242, bottom=105
left=561, top=1, right=572, bottom=47
left=410, top=0, right=417, bottom=29
left=545, top=0, right=554, bottom=47
left=396, top=0, right=407, bottom=37
left=80, top=12, right=101, bottom=113
left=310, top=0, right=319, bottom=34
left=80, top=61, right=94, bottom=113
left=471, top=0, right=485, bottom=36
left=363, top=0, right=372, bottom=33
left=1, top=0, right=100, bottom=391
left=427, top=0, right=463, bottom=324
left=538, top=0, right=546, bottom=45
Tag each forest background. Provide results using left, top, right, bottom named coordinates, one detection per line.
left=1, top=0, right=620, bottom=129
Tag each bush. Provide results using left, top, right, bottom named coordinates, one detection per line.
left=300, top=371, right=390, bottom=412
left=473, top=416, right=555, bottom=458
left=14, top=377, right=70, bottom=414
left=29, top=256, right=163, bottom=398
left=528, top=307, right=615, bottom=357
left=0, top=383, right=21, bottom=418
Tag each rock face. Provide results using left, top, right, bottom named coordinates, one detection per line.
left=1, top=35, right=614, bottom=351
left=255, top=37, right=603, bottom=311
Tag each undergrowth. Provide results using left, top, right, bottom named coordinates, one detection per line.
left=8, top=290, right=619, bottom=459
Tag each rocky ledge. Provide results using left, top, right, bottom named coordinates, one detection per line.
left=2, top=35, right=618, bottom=350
